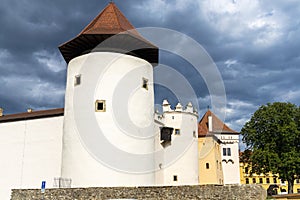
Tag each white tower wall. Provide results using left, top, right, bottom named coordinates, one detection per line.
left=155, top=101, right=199, bottom=185
left=218, top=134, right=240, bottom=184
left=62, top=52, right=156, bottom=187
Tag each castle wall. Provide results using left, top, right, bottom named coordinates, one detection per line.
left=10, top=185, right=267, bottom=200
left=0, top=116, right=63, bottom=200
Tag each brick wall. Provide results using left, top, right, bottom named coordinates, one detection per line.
left=11, top=185, right=267, bottom=200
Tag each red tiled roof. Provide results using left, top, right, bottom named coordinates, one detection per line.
left=80, top=2, right=140, bottom=36
left=198, top=110, right=238, bottom=136
left=0, top=108, right=64, bottom=123
left=59, top=2, right=158, bottom=65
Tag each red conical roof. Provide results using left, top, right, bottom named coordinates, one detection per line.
left=80, top=2, right=138, bottom=35
left=59, top=2, right=158, bottom=65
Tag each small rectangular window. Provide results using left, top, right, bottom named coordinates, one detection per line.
left=259, top=178, right=263, bottom=184
left=206, top=163, right=209, bottom=169
left=266, top=178, right=270, bottom=183
left=223, top=148, right=231, bottom=156
left=173, top=175, right=178, bottom=181
left=142, top=78, right=148, bottom=90
left=246, top=178, right=249, bottom=184
left=95, top=100, right=106, bottom=112
left=253, top=178, right=256, bottom=183
left=193, top=131, right=196, bottom=138
left=227, top=148, right=231, bottom=156
left=160, top=127, right=173, bottom=141
left=223, top=148, right=226, bottom=156
left=175, top=129, right=180, bottom=135
left=74, top=75, right=81, bottom=86
left=273, top=178, right=277, bottom=183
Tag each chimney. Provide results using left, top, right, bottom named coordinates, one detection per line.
left=27, top=108, right=33, bottom=113
left=162, top=99, right=171, bottom=112
left=208, top=115, right=213, bottom=132
left=0, top=108, right=3, bottom=117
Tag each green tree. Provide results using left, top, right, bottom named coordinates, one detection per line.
left=241, top=102, right=300, bottom=194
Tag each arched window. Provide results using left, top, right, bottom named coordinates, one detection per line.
left=246, top=178, right=249, bottom=184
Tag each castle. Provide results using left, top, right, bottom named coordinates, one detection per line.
left=0, top=3, right=240, bottom=199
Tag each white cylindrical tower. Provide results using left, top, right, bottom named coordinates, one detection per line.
left=158, top=101, right=199, bottom=185
left=62, top=52, right=155, bottom=187
left=59, top=2, right=159, bottom=187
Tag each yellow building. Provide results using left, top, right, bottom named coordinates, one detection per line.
left=198, top=134, right=223, bottom=184
left=198, top=110, right=225, bottom=185
left=240, top=160, right=300, bottom=194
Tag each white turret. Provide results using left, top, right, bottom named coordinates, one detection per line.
left=154, top=100, right=199, bottom=185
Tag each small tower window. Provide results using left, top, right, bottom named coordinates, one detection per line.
left=193, top=130, right=196, bottom=138
left=142, top=78, right=148, bottom=90
left=95, top=100, right=106, bottom=112
left=175, top=129, right=180, bottom=135
left=173, top=175, right=178, bottom=181
left=74, top=74, right=81, bottom=86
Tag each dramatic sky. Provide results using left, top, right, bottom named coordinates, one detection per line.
left=0, top=0, right=299, bottom=135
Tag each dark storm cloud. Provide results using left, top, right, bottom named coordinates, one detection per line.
left=0, top=0, right=299, bottom=133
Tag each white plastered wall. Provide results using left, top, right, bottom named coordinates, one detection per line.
left=0, top=116, right=63, bottom=200
left=154, top=102, right=199, bottom=186
left=62, top=52, right=156, bottom=187
left=218, top=134, right=240, bottom=184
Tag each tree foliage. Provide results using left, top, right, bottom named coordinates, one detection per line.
left=241, top=102, right=300, bottom=194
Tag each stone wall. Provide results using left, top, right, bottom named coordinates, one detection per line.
left=11, top=185, right=267, bottom=200
left=272, top=193, right=300, bottom=199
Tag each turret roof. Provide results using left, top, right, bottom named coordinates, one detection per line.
left=59, top=2, right=158, bottom=65
left=198, top=110, right=238, bottom=136
left=79, top=2, right=139, bottom=35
